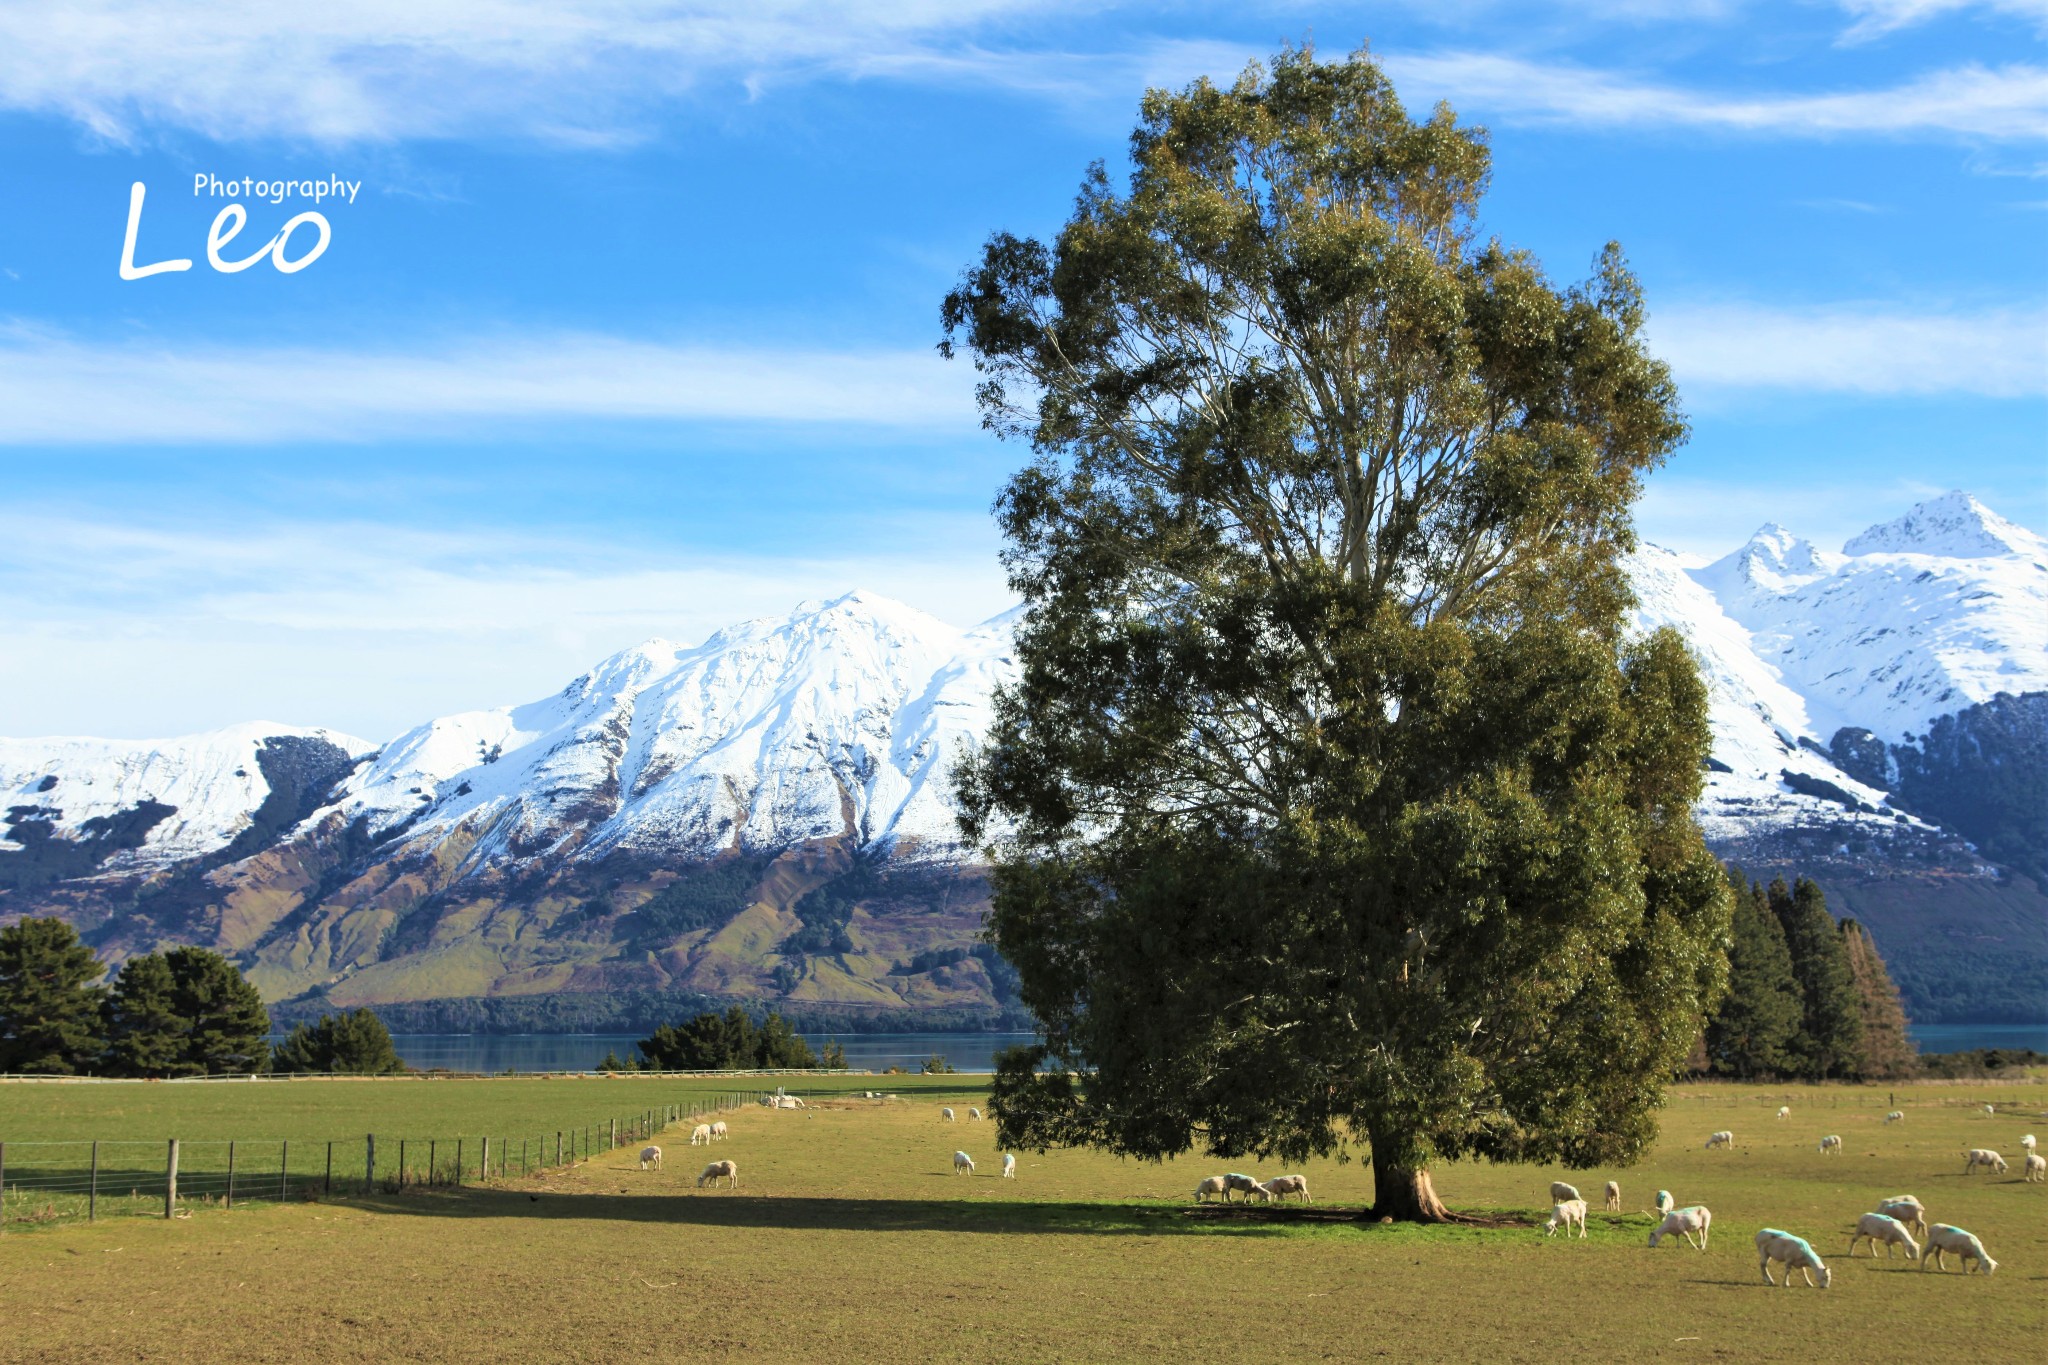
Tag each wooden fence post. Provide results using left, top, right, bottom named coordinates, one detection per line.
left=365, top=1134, right=375, bottom=1193
left=89, top=1141, right=99, bottom=1222
left=455, top=1139, right=463, bottom=1185
left=430, top=1140, right=437, bottom=1185
left=555, top=1131, right=562, bottom=1166
left=399, top=1139, right=407, bottom=1189
left=280, top=1140, right=289, bottom=1204
left=0, top=1138, right=7, bottom=1235
left=481, top=1136, right=489, bottom=1183
left=324, top=1141, right=332, bottom=1197
left=227, top=1140, right=237, bottom=1209
left=609, top=1118, right=616, bottom=1150
left=165, top=1139, right=179, bottom=1219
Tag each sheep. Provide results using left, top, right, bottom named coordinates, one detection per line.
left=1818, top=1134, right=1843, bottom=1156
left=1755, top=1229, right=1831, bottom=1289
left=1704, top=1130, right=1734, bottom=1150
left=2022, top=1133, right=2038, bottom=1154
left=1193, top=1176, right=1229, bottom=1203
left=2024, top=1153, right=2045, bottom=1183
left=1549, top=1181, right=1581, bottom=1203
left=1654, top=1190, right=1675, bottom=1216
left=710, top=1120, right=728, bottom=1141
left=1223, top=1173, right=1265, bottom=1202
left=1962, top=1148, right=2008, bottom=1175
left=1921, top=1223, right=1996, bottom=1275
left=1603, top=1181, right=1621, bottom=1212
left=1001, top=1153, right=1016, bottom=1179
left=696, top=1159, right=737, bottom=1189
left=941, top=1107, right=956, bottom=1122
left=953, top=1150, right=975, bottom=1176
left=1983, top=1103, right=1995, bottom=1115
left=1875, top=1196, right=1927, bottom=1240
left=968, top=1107, right=982, bottom=1121
left=689, top=1123, right=712, bottom=1146
left=638, top=1144, right=663, bottom=1170
left=1775, top=1106, right=1790, bottom=1120
left=776, top=1096, right=806, bottom=1109
left=1884, top=1111, right=1904, bottom=1124
left=1649, top=1205, right=1712, bottom=1251
left=1262, top=1174, right=1310, bottom=1203
left=1543, top=1198, right=1588, bottom=1239
left=1847, top=1212, right=1919, bottom=1261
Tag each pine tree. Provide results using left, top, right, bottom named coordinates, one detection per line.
left=271, top=1008, right=405, bottom=1075
left=0, top=917, right=106, bottom=1074
left=1702, top=870, right=1803, bottom=1079
left=1771, top=878, right=1864, bottom=1079
left=1839, top=919, right=1917, bottom=1080
left=161, top=948, right=270, bottom=1075
left=103, top=951, right=187, bottom=1077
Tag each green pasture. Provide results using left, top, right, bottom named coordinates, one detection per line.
left=3, top=1076, right=2043, bottom=1362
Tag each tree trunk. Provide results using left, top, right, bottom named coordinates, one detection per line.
left=1370, top=1160, right=1453, bottom=1222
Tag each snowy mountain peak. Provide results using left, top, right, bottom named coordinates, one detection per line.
left=1696, top=523, right=1838, bottom=601
left=1843, top=490, right=2046, bottom=560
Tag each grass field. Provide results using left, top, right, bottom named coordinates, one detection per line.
left=2, top=1075, right=2043, bottom=1362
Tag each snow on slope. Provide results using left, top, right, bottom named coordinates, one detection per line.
left=0, top=722, right=372, bottom=868
left=1691, top=492, right=2047, bottom=742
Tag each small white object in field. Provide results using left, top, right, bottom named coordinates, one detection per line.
left=1193, top=1176, right=1228, bottom=1203
left=953, top=1150, right=975, bottom=1175
left=1655, top=1190, right=1674, bottom=1216
left=2023, top=1153, right=2045, bottom=1182
left=1884, top=1111, right=1904, bottom=1124
left=1847, top=1213, right=1918, bottom=1260
left=689, top=1124, right=712, bottom=1146
left=1705, top=1131, right=1734, bottom=1150
left=1921, top=1224, right=1996, bottom=1275
left=1263, top=1174, right=1310, bottom=1203
left=942, top=1107, right=955, bottom=1122
left=1963, top=1148, right=2007, bottom=1175
left=1001, top=1153, right=1016, bottom=1179
left=1876, top=1196, right=1927, bottom=1239
left=1756, top=1229, right=1830, bottom=1289
left=1649, top=1205, right=1711, bottom=1250
left=710, top=1121, right=727, bottom=1141
left=697, top=1159, right=737, bottom=1189
left=1549, top=1181, right=1581, bottom=1203
left=1776, top=1106, right=1790, bottom=1120
left=638, top=1145, right=662, bottom=1170
left=1543, top=1199, right=1588, bottom=1239
left=1223, top=1173, right=1265, bottom=1202
left=1603, top=1181, right=1620, bottom=1212
left=1818, top=1135, right=1842, bottom=1155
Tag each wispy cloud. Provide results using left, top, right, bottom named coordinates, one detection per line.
left=0, top=327, right=975, bottom=443
left=1835, top=0, right=2048, bottom=43
left=1647, top=300, right=2048, bottom=396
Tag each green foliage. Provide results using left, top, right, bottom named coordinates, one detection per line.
left=941, top=44, right=1726, bottom=1217
left=1915, top=1047, right=2047, bottom=1079
left=100, top=947, right=270, bottom=1077
left=595, top=1048, right=639, bottom=1073
left=1770, top=878, right=1864, bottom=1080
left=1839, top=919, right=1917, bottom=1080
left=637, top=1006, right=820, bottom=1070
left=269, top=1008, right=407, bottom=1075
left=631, top=855, right=770, bottom=943
left=920, top=1053, right=958, bottom=1075
left=1890, top=691, right=2046, bottom=886
left=1702, top=868, right=1803, bottom=1079
left=0, top=916, right=107, bottom=1073
left=787, top=860, right=873, bottom=956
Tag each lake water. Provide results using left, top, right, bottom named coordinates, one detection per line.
left=374, top=1023, right=2041, bottom=1075
left=385, top=1032, right=1039, bottom=1075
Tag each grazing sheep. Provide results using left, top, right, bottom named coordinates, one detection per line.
left=1001, top=1153, right=1016, bottom=1179
left=942, top=1107, right=956, bottom=1122
left=2022, top=1134, right=2038, bottom=1154
left=1983, top=1103, right=1995, bottom=1115
left=1756, top=1229, right=1831, bottom=1289
left=1776, top=1106, right=1790, bottom=1120
left=1604, top=1181, right=1621, bottom=1212
left=953, top=1150, right=975, bottom=1176
left=689, top=1123, right=712, bottom=1146
left=1705, top=1130, right=1734, bottom=1150
left=968, top=1107, right=982, bottom=1121
left=1963, top=1148, right=2008, bottom=1175
left=2023, top=1153, right=2045, bottom=1183
left=775, top=1096, right=806, bottom=1109
left=696, top=1159, right=737, bottom=1189
left=1649, top=1205, right=1712, bottom=1250
left=1921, top=1224, right=1996, bottom=1275
left=1193, top=1176, right=1229, bottom=1203
left=1818, top=1134, right=1843, bottom=1156
left=638, top=1145, right=663, bottom=1170
left=1543, top=1199, right=1588, bottom=1239
left=1549, top=1181, right=1581, bottom=1203
left=1876, top=1196, right=1927, bottom=1240
left=710, top=1120, right=728, bottom=1141
left=1847, top=1212, right=1920, bottom=1261
left=1262, top=1174, right=1311, bottom=1203
left=1655, top=1190, right=1675, bottom=1216
left=1885, top=1111, right=1904, bottom=1124
left=1224, top=1173, right=1265, bottom=1202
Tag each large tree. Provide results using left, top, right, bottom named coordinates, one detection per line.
left=1770, top=878, right=1863, bottom=1080
left=1839, top=918, right=1916, bottom=1080
left=0, top=916, right=106, bottom=1074
left=1702, top=870, right=1803, bottom=1079
left=945, top=45, right=1729, bottom=1220
left=270, top=1007, right=406, bottom=1075
left=102, top=950, right=186, bottom=1077
left=101, top=947, right=271, bottom=1076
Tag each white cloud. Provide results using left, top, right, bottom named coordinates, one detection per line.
left=0, top=327, right=976, bottom=443
left=1647, top=301, right=2048, bottom=397
left=1836, top=0, right=2048, bottom=43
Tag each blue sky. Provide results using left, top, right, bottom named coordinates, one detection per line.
left=0, top=0, right=2042, bottom=741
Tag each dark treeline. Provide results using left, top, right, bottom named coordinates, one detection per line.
left=272, top=989, right=1036, bottom=1036
left=624, top=1006, right=844, bottom=1071
left=1700, top=867, right=1917, bottom=1080
left=0, top=916, right=399, bottom=1076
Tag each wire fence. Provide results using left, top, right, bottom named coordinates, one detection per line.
left=0, top=1092, right=751, bottom=1232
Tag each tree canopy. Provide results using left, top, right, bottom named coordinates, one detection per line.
left=100, top=946, right=270, bottom=1077
left=0, top=916, right=106, bottom=1074
left=945, top=44, right=1729, bottom=1219
left=270, top=1007, right=406, bottom=1075
left=637, top=1007, right=820, bottom=1070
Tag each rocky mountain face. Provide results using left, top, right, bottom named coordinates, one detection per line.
left=3, top=493, right=2041, bottom=1029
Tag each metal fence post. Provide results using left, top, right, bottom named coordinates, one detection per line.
left=89, top=1141, right=99, bottom=1222
left=166, top=1139, right=179, bottom=1219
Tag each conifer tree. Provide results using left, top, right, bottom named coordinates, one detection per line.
left=1702, top=870, right=1802, bottom=1078
left=1839, top=919, right=1917, bottom=1080
left=0, top=916, right=106, bottom=1074
left=1770, top=878, right=1863, bottom=1079
left=270, top=1007, right=405, bottom=1074
left=103, top=951, right=186, bottom=1076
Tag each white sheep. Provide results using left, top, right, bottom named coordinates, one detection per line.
left=1543, top=1198, right=1588, bottom=1239
left=1983, top=1103, right=1995, bottom=1115
left=1847, top=1212, right=1919, bottom=1261
left=1963, top=1148, right=2008, bottom=1175
left=1654, top=1190, right=1675, bottom=1216
left=1549, top=1181, right=1581, bottom=1203
left=2023, top=1153, right=2045, bottom=1183
left=1223, top=1173, right=1265, bottom=1202
left=2022, top=1133, right=2037, bottom=1154
left=1876, top=1196, right=1927, bottom=1239
left=1603, top=1181, right=1620, bottom=1212
left=710, top=1120, right=728, bottom=1141
left=1756, top=1229, right=1831, bottom=1289
left=1775, top=1106, right=1790, bottom=1120
left=1818, top=1134, right=1842, bottom=1156
left=968, top=1107, right=982, bottom=1121
left=953, top=1150, right=975, bottom=1176
left=689, top=1123, right=712, bottom=1146
left=638, top=1144, right=663, bottom=1170
left=1649, top=1205, right=1711, bottom=1250
left=1001, top=1153, right=1016, bottom=1179
left=1193, top=1176, right=1229, bottom=1203
left=1884, top=1110, right=1904, bottom=1124
left=1262, top=1174, right=1310, bottom=1203
left=697, top=1159, right=737, bottom=1189
left=776, top=1096, right=806, bottom=1109
left=1704, top=1130, right=1734, bottom=1150
left=941, top=1107, right=956, bottom=1122
left=1921, top=1223, right=1996, bottom=1275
